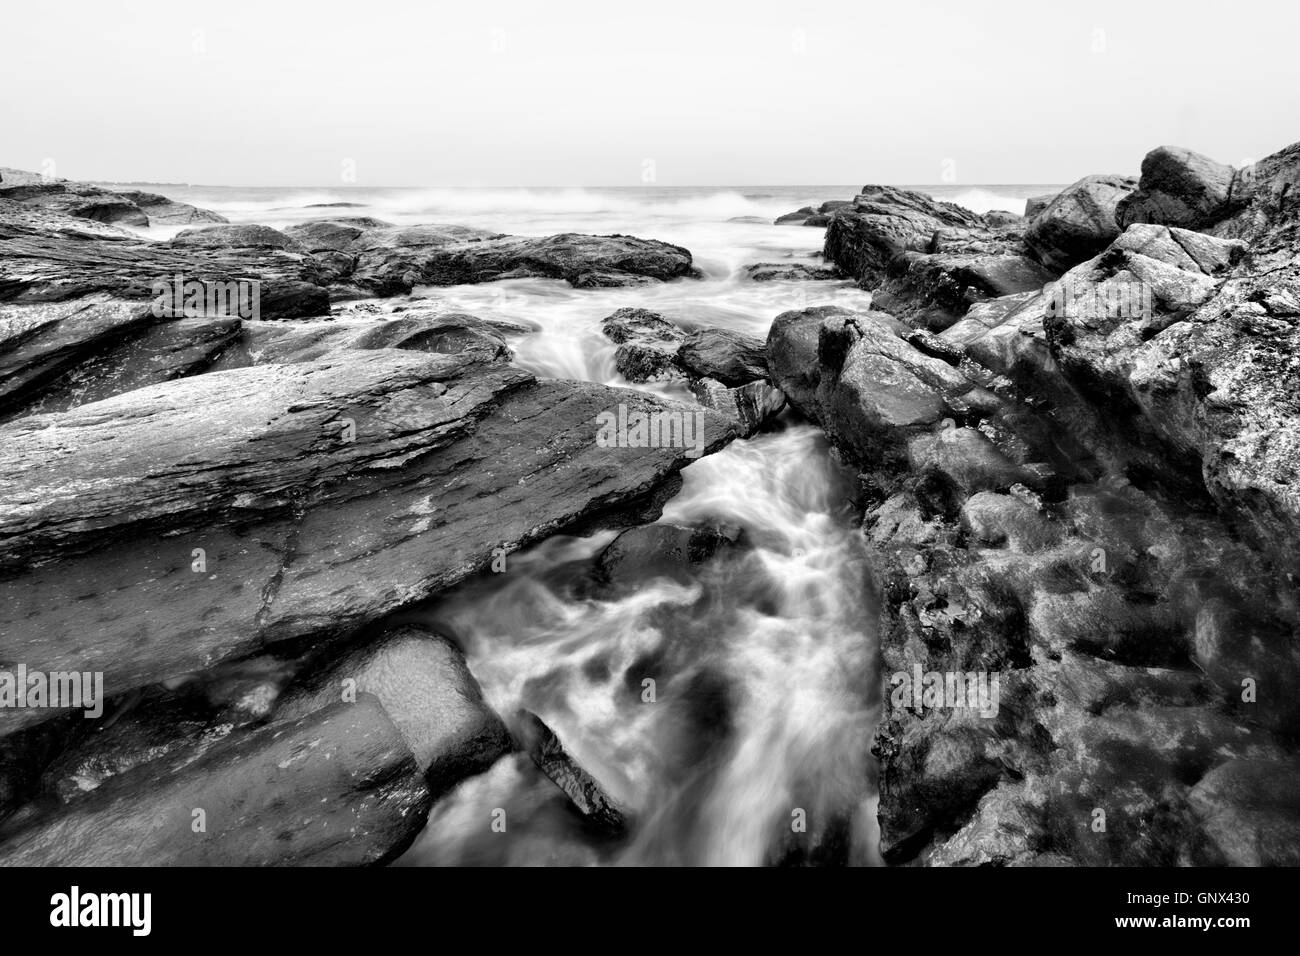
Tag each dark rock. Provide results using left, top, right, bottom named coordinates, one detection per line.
left=600, top=307, right=686, bottom=382
left=824, top=185, right=1054, bottom=329
left=0, top=350, right=738, bottom=734
left=515, top=709, right=628, bottom=836
left=984, top=210, right=1023, bottom=228
left=0, top=198, right=331, bottom=319
left=743, top=262, right=842, bottom=282
left=1024, top=174, right=1138, bottom=272
left=348, top=228, right=696, bottom=294
left=0, top=296, right=245, bottom=421
left=0, top=175, right=224, bottom=227
left=1116, top=146, right=1240, bottom=231
left=689, top=377, right=786, bottom=437
left=170, top=223, right=305, bottom=252
left=0, top=696, right=432, bottom=865
left=1023, top=194, right=1056, bottom=220
left=676, top=327, right=768, bottom=386
left=275, top=625, right=512, bottom=794
left=594, top=523, right=739, bottom=592
left=766, top=306, right=991, bottom=468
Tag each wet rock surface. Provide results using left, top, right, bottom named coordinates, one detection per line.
left=771, top=138, right=1300, bottom=866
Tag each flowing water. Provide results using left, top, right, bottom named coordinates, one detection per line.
left=132, top=182, right=1058, bottom=865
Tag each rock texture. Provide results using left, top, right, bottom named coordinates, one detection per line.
left=0, top=176, right=226, bottom=228
left=769, top=137, right=1300, bottom=867
left=601, top=307, right=687, bottom=382
left=824, top=186, right=1056, bottom=330
left=0, top=696, right=432, bottom=865
left=1116, top=146, right=1242, bottom=231
left=1023, top=174, right=1138, bottom=272
left=0, top=349, right=738, bottom=736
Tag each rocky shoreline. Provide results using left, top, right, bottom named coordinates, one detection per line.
left=1, top=140, right=1298, bottom=866
left=774, top=139, right=1300, bottom=865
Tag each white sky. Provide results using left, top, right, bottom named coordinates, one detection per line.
left=3, top=0, right=1296, bottom=186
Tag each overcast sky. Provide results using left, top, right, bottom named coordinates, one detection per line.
left=3, top=0, right=1296, bottom=186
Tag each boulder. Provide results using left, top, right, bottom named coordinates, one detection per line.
left=600, top=307, right=686, bottom=382
left=275, top=626, right=513, bottom=794
left=1116, top=146, right=1239, bottom=231
left=1024, top=174, right=1138, bottom=272
left=0, top=696, right=432, bottom=865
left=594, top=523, right=739, bottom=592
left=170, top=223, right=305, bottom=252
left=676, top=327, right=768, bottom=386
left=1189, top=758, right=1300, bottom=866
left=689, top=377, right=786, bottom=437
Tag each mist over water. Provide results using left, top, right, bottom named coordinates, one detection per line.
left=139, top=182, right=1052, bottom=865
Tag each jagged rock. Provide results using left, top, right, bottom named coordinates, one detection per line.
left=743, top=262, right=842, bottom=282
left=689, top=377, right=786, bottom=437
left=0, top=296, right=244, bottom=421
left=600, top=307, right=686, bottom=382
left=1024, top=174, right=1138, bottom=272
left=676, top=328, right=768, bottom=386
left=767, top=306, right=997, bottom=468
left=275, top=626, right=512, bottom=794
left=0, top=696, right=432, bottom=865
left=1116, top=146, right=1240, bottom=231
left=0, top=198, right=331, bottom=319
left=774, top=200, right=852, bottom=226
left=0, top=175, right=224, bottom=227
left=515, top=709, right=628, bottom=836
left=0, top=350, right=737, bottom=734
left=824, top=185, right=1055, bottom=329
left=113, top=190, right=228, bottom=226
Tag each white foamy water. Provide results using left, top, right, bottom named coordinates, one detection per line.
left=129, top=182, right=1053, bottom=865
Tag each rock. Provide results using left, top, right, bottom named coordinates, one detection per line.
left=689, top=376, right=786, bottom=437
left=0, top=349, right=738, bottom=734
left=824, top=185, right=1054, bottom=329
left=0, top=696, right=432, bottom=865
left=766, top=306, right=992, bottom=468
left=1023, top=194, right=1056, bottom=220
left=170, top=223, right=305, bottom=252
left=1189, top=758, right=1300, bottom=866
left=0, top=198, right=331, bottom=319
left=676, top=327, right=768, bottom=386
left=775, top=200, right=853, bottom=226
left=515, top=709, right=628, bottom=836
left=959, top=491, right=1062, bottom=552
left=600, top=307, right=686, bottom=382
left=1116, top=146, right=1240, bottom=231
left=594, top=523, right=739, bottom=592
left=984, top=210, right=1023, bottom=228
left=0, top=176, right=224, bottom=227
left=0, top=296, right=244, bottom=421
left=1024, top=174, right=1138, bottom=272
left=275, top=626, right=512, bottom=794
left=283, top=219, right=388, bottom=253
left=348, top=228, right=696, bottom=294
left=775, top=205, right=817, bottom=225
left=743, top=262, right=842, bottom=282
left=113, top=190, right=227, bottom=226
left=305, top=202, right=367, bottom=208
